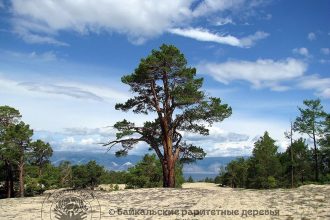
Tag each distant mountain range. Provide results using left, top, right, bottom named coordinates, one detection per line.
left=51, top=151, right=140, bottom=171
left=51, top=151, right=241, bottom=181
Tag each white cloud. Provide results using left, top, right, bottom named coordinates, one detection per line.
left=298, top=75, right=330, bottom=98
left=199, top=58, right=307, bottom=89
left=192, top=0, right=255, bottom=17
left=33, top=127, right=116, bottom=151
left=11, top=0, right=192, bottom=44
left=292, top=47, right=309, bottom=57
left=11, top=18, right=69, bottom=46
left=14, top=28, right=69, bottom=46
left=239, top=31, right=269, bottom=47
left=184, top=129, right=254, bottom=156
left=307, top=32, right=316, bottom=41
left=62, top=136, right=75, bottom=144
left=64, top=127, right=115, bottom=137
left=168, top=28, right=269, bottom=47
left=180, top=112, right=292, bottom=156
left=213, top=17, right=235, bottom=26
left=321, top=48, right=330, bottom=55
left=0, top=74, right=128, bottom=102
left=183, top=127, right=249, bottom=143
left=19, top=82, right=105, bottom=101
left=169, top=28, right=240, bottom=46
left=80, top=138, right=98, bottom=145
left=9, top=0, right=269, bottom=46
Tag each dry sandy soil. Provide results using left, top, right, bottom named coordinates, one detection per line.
left=0, top=183, right=329, bottom=220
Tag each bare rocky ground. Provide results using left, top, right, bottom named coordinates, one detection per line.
left=0, top=183, right=329, bottom=220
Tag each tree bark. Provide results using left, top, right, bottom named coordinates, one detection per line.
left=312, top=132, right=319, bottom=181
left=167, top=158, right=176, bottom=188
left=161, top=153, right=176, bottom=187
left=161, top=160, right=169, bottom=187
left=290, top=122, right=294, bottom=188
left=19, top=154, right=24, bottom=197
left=5, top=160, right=14, bottom=198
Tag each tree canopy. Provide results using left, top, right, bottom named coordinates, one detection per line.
left=247, top=132, right=281, bottom=188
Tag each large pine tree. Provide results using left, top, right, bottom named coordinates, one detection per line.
left=105, top=44, right=232, bottom=187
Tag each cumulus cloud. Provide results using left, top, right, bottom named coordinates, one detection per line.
left=181, top=126, right=255, bottom=156
left=184, top=127, right=249, bottom=143
left=64, top=127, right=115, bottom=137
left=168, top=28, right=269, bottom=47
left=292, top=47, right=309, bottom=57
left=9, top=0, right=268, bottom=46
left=183, top=162, right=225, bottom=175
left=298, top=75, right=330, bottom=98
left=34, top=127, right=116, bottom=151
left=62, top=136, right=75, bottom=144
left=11, top=0, right=192, bottom=44
left=199, top=58, right=307, bottom=90
left=307, top=32, right=316, bottom=41
left=33, top=114, right=292, bottom=156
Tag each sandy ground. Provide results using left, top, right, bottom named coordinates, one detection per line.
left=0, top=183, right=329, bottom=220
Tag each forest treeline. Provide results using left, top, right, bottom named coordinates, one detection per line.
left=0, top=106, right=184, bottom=198
left=210, top=99, right=330, bottom=188
left=1, top=97, right=329, bottom=198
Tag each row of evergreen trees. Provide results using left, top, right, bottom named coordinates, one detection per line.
left=1, top=97, right=329, bottom=196
left=217, top=99, right=330, bottom=189
left=0, top=106, right=53, bottom=197
left=0, top=105, right=185, bottom=198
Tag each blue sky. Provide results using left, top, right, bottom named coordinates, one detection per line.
left=0, top=0, right=329, bottom=156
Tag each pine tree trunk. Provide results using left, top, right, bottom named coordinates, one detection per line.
left=289, top=122, right=294, bottom=188
left=161, top=127, right=176, bottom=188
left=161, top=156, right=176, bottom=187
left=19, top=156, right=25, bottom=197
left=291, top=146, right=294, bottom=188
left=161, top=161, right=169, bottom=187
left=4, top=161, right=10, bottom=198
left=19, top=164, right=24, bottom=197
left=313, top=132, right=319, bottom=181
left=5, top=161, right=14, bottom=198
left=167, top=158, right=176, bottom=188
